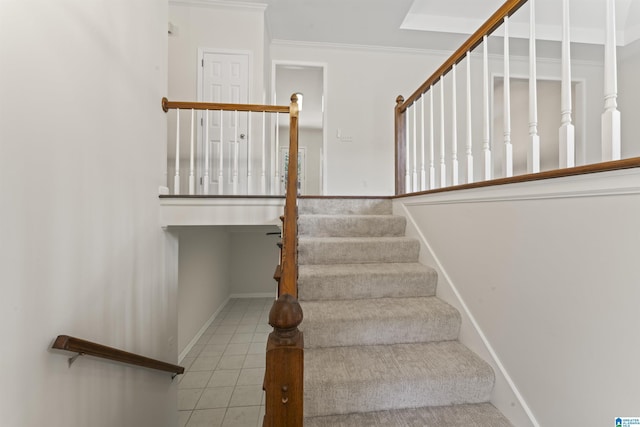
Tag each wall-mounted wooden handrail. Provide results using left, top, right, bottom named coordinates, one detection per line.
left=52, top=335, right=184, bottom=376
left=162, top=97, right=289, bottom=113
left=397, top=0, right=529, bottom=113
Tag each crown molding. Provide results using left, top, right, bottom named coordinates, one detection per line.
left=169, top=0, right=267, bottom=11
left=271, top=39, right=452, bottom=57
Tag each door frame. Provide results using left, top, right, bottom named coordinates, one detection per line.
left=271, top=60, right=328, bottom=195
left=196, top=48, right=253, bottom=193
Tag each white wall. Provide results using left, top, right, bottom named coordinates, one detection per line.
left=229, top=227, right=281, bottom=295
left=177, top=227, right=231, bottom=355
left=0, top=1, right=177, bottom=426
left=396, top=169, right=640, bottom=427
left=619, top=38, right=640, bottom=159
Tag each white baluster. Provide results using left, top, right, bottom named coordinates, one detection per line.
left=233, top=110, right=239, bottom=195
left=602, top=0, right=621, bottom=161
left=274, top=112, right=279, bottom=195
left=440, top=77, right=446, bottom=187
left=466, top=52, right=474, bottom=183
left=188, top=109, right=195, bottom=195
left=429, top=87, right=435, bottom=189
left=218, top=110, right=224, bottom=195
left=529, top=0, right=541, bottom=173
left=412, top=105, right=418, bottom=190
left=503, top=16, right=513, bottom=178
left=203, top=110, right=210, bottom=195
left=174, top=108, right=181, bottom=195
left=247, top=112, right=253, bottom=195
left=405, top=110, right=411, bottom=192
left=559, top=0, right=575, bottom=168
left=420, top=96, right=427, bottom=190
left=451, top=64, right=459, bottom=186
left=261, top=111, right=266, bottom=195
left=483, top=36, right=492, bottom=180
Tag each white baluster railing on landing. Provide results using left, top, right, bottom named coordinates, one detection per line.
left=162, top=98, right=291, bottom=196
left=394, top=0, right=630, bottom=196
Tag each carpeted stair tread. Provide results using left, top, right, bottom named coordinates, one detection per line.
left=300, top=297, right=460, bottom=348
left=298, top=263, right=437, bottom=301
left=298, top=236, right=420, bottom=265
left=298, top=214, right=407, bottom=237
left=304, top=403, right=512, bottom=426
left=299, top=198, right=392, bottom=215
left=304, top=341, right=495, bottom=417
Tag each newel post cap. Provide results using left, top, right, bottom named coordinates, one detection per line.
left=269, top=294, right=303, bottom=330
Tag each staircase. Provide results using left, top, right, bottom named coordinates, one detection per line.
left=297, top=198, right=512, bottom=426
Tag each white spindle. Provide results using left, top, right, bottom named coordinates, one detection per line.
left=412, top=105, right=418, bottom=190
left=247, top=112, right=253, bottom=195
left=218, top=110, right=224, bottom=195
left=405, top=111, right=411, bottom=192
left=528, top=0, right=541, bottom=173
left=261, top=111, right=266, bottom=194
left=602, top=0, right=621, bottom=161
left=439, top=78, right=446, bottom=188
left=482, top=36, right=492, bottom=180
left=274, top=112, right=280, bottom=195
left=451, top=64, right=459, bottom=186
left=188, top=109, right=195, bottom=195
left=429, top=87, right=435, bottom=189
left=503, top=16, right=513, bottom=178
left=174, top=108, right=181, bottom=195
left=233, top=110, right=239, bottom=195
left=420, top=96, right=426, bottom=190
left=203, top=110, right=210, bottom=195
left=559, top=0, right=575, bottom=168
left=465, top=52, right=474, bottom=183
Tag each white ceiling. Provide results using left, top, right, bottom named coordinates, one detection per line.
left=221, top=0, right=640, bottom=49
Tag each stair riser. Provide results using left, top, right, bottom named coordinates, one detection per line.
left=298, top=216, right=406, bottom=237
left=299, top=239, right=420, bottom=265
left=299, top=199, right=392, bottom=215
left=298, top=271, right=437, bottom=300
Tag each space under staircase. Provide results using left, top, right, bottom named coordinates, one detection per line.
left=297, top=198, right=512, bottom=426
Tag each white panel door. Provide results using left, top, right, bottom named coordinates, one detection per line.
left=202, top=52, right=249, bottom=194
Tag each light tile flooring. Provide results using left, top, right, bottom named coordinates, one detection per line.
left=178, top=297, right=274, bottom=427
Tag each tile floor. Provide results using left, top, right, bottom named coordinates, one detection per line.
left=178, top=297, right=274, bottom=427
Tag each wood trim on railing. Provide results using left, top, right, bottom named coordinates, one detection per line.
left=162, top=97, right=289, bottom=113
left=52, top=335, right=184, bottom=376
left=398, top=0, right=529, bottom=112
left=394, top=157, right=640, bottom=198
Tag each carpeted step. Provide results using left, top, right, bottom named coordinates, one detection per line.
left=299, top=198, right=392, bottom=215
left=304, top=402, right=513, bottom=427
left=304, top=341, right=495, bottom=418
left=298, top=214, right=406, bottom=237
left=298, top=236, right=420, bottom=265
left=298, top=263, right=437, bottom=301
left=300, top=297, right=460, bottom=348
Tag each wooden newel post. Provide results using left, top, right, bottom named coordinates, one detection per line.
left=263, top=294, right=304, bottom=427
left=395, top=95, right=406, bottom=195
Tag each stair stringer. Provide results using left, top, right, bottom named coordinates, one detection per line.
left=393, top=199, right=538, bottom=427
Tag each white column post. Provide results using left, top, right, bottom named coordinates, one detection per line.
left=274, top=112, right=280, bottom=195
left=420, top=96, right=427, bottom=190
left=188, top=109, right=196, bottom=195
left=451, top=64, right=459, bottom=186
left=439, top=78, right=447, bottom=188
left=232, top=110, right=239, bottom=195
left=261, top=111, right=266, bottom=194
left=602, top=0, right=621, bottom=161
left=465, top=52, right=474, bottom=183
left=218, top=110, right=224, bottom=195
left=559, top=0, right=575, bottom=168
left=203, top=110, right=210, bottom=195
left=247, top=112, right=253, bottom=195
left=405, top=111, right=411, bottom=192
left=429, top=87, right=436, bottom=189
left=173, top=108, right=181, bottom=195
left=412, top=105, right=418, bottom=190
left=528, top=0, right=541, bottom=173
left=503, top=16, right=513, bottom=178
left=482, top=36, right=492, bottom=181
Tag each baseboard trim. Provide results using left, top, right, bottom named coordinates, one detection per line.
left=229, top=292, right=275, bottom=299
left=178, top=295, right=230, bottom=363
left=396, top=201, right=540, bottom=427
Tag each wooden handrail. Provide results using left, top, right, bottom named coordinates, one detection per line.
left=52, top=335, right=184, bottom=376
left=397, top=0, right=529, bottom=113
left=162, top=97, right=289, bottom=113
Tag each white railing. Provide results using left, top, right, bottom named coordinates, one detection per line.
left=163, top=99, right=290, bottom=196
left=395, top=0, right=625, bottom=195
